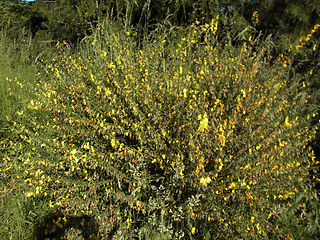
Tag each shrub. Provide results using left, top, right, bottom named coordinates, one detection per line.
left=2, top=19, right=319, bottom=239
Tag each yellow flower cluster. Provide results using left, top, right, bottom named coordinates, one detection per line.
left=198, top=112, right=209, bottom=132
left=200, top=176, right=212, bottom=186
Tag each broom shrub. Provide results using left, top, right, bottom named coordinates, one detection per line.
left=1, top=19, right=320, bottom=239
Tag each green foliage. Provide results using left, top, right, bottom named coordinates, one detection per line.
left=31, top=0, right=106, bottom=43
left=2, top=17, right=320, bottom=239
left=1, top=1, right=320, bottom=238
left=0, top=0, right=38, bottom=38
left=0, top=30, right=38, bottom=125
left=252, top=0, right=320, bottom=38
left=0, top=184, right=34, bottom=240
left=1, top=0, right=318, bottom=50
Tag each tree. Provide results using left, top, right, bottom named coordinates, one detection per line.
left=31, top=0, right=104, bottom=43
left=0, top=0, right=39, bottom=38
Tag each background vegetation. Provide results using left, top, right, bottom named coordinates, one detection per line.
left=1, top=0, right=320, bottom=239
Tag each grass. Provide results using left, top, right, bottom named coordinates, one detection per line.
left=0, top=182, right=34, bottom=239
left=0, top=29, right=38, bottom=240
left=1, top=19, right=320, bottom=239
left=0, top=30, right=37, bottom=119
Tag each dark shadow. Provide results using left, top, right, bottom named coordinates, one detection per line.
left=32, top=210, right=99, bottom=239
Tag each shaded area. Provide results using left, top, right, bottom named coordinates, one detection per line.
left=32, top=210, right=99, bottom=239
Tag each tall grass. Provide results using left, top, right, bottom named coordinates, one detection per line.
left=1, top=18, right=320, bottom=239
left=0, top=29, right=37, bottom=240
left=0, top=29, right=37, bottom=119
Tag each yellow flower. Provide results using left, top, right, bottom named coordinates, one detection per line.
left=49, top=200, right=54, bottom=208
left=110, top=139, right=116, bottom=147
left=228, top=182, right=236, bottom=189
left=126, top=218, right=132, bottom=229
left=200, top=176, right=212, bottom=186
left=183, top=89, right=188, bottom=98
left=241, top=89, right=246, bottom=98
left=191, top=227, right=196, bottom=234
left=284, top=116, right=292, bottom=127
left=198, top=113, right=209, bottom=132
left=105, top=88, right=111, bottom=96
left=25, top=192, right=33, bottom=198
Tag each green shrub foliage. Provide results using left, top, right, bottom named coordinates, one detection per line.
left=1, top=19, right=320, bottom=239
